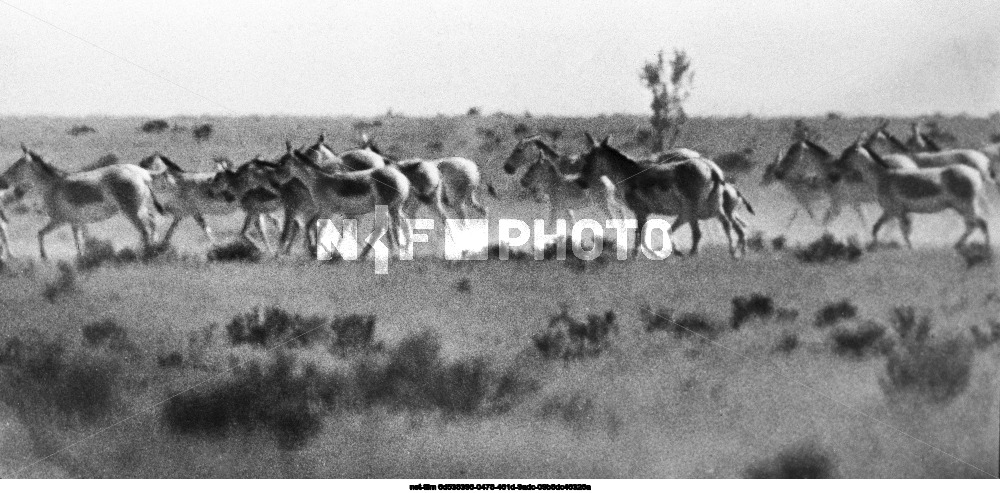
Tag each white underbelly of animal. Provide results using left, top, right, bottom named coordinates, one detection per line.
left=70, top=200, right=120, bottom=223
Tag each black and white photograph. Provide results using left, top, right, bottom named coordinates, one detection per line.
left=0, top=0, right=998, bottom=481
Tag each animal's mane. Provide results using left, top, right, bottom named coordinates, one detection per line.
left=921, top=133, right=942, bottom=151
left=27, top=151, right=68, bottom=177
left=801, top=139, right=831, bottom=157
left=597, top=142, right=643, bottom=169
left=530, top=139, right=561, bottom=159
left=860, top=143, right=890, bottom=169
left=880, top=130, right=910, bottom=152
left=140, top=153, right=185, bottom=173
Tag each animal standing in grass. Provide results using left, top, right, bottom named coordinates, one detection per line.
left=139, top=153, right=267, bottom=246
left=0, top=144, right=162, bottom=259
left=574, top=133, right=745, bottom=257
left=257, top=148, right=412, bottom=258
left=838, top=141, right=989, bottom=249
left=208, top=158, right=285, bottom=253
left=519, top=153, right=626, bottom=224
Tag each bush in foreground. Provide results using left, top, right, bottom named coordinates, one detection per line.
left=880, top=306, right=974, bottom=404
left=743, top=440, right=837, bottom=478
left=795, top=234, right=862, bottom=263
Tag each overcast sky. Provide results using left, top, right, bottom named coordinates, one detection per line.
left=1, top=0, right=997, bottom=117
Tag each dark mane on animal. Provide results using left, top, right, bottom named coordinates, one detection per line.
left=801, top=139, right=832, bottom=158
left=861, top=143, right=891, bottom=169
left=27, top=151, right=68, bottom=178
left=880, top=130, right=910, bottom=152
left=139, top=153, right=185, bottom=173
left=530, top=139, right=561, bottom=160
left=921, top=133, right=943, bottom=152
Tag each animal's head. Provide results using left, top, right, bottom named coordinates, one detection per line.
left=865, top=120, right=908, bottom=154
left=504, top=135, right=543, bottom=175
left=760, top=148, right=787, bottom=186
left=268, top=141, right=317, bottom=184
left=574, top=132, right=620, bottom=190
left=1, top=144, right=55, bottom=190
left=520, top=155, right=558, bottom=202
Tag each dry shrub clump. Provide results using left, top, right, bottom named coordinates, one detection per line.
left=743, top=440, right=838, bottom=478
left=76, top=237, right=183, bottom=271
left=830, top=320, right=887, bottom=357
left=206, top=240, right=262, bottom=263
left=641, top=303, right=724, bottom=340
left=730, top=293, right=774, bottom=329
left=42, top=261, right=78, bottom=303
left=532, top=305, right=619, bottom=360
left=225, top=306, right=378, bottom=352
left=814, top=299, right=858, bottom=327
left=880, top=307, right=974, bottom=404
left=795, top=234, right=862, bottom=263
left=2, top=333, right=123, bottom=424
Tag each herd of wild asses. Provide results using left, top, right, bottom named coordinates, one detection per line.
left=0, top=120, right=997, bottom=262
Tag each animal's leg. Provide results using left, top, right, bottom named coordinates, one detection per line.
left=0, top=218, right=10, bottom=260
left=469, top=191, right=488, bottom=217
left=785, top=209, right=799, bottom=230
left=899, top=214, right=914, bottom=249
left=669, top=216, right=688, bottom=257
left=688, top=220, right=702, bottom=256
left=822, top=198, right=842, bottom=227
left=870, top=212, right=892, bottom=248
left=278, top=209, right=299, bottom=255
left=256, top=214, right=275, bottom=255
left=161, top=216, right=184, bottom=246
left=37, top=220, right=63, bottom=261
left=193, top=214, right=215, bottom=243
left=633, top=212, right=649, bottom=258
left=853, top=203, right=869, bottom=231
left=71, top=225, right=85, bottom=259
left=123, top=211, right=153, bottom=250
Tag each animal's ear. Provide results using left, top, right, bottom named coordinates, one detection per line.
left=285, top=140, right=293, bottom=153
left=584, top=132, right=597, bottom=148
left=877, top=119, right=889, bottom=131
left=318, top=132, right=326, bottom=143
left=601, top=136, right=611, bottom=147
left=20, top=143, right=28, bottom=155
left=215, top=160, right=229, bottom=172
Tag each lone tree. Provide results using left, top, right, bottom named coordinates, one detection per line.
left=640, top=49, right=694, bottom=151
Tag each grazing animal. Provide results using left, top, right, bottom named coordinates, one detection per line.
left=259, top=148, right=412, bottom=259
left=519, top=153, right=626, bottom=224
left=574, top=133, right=745, bottom=257
left=0, top=144, right=161, bottom=259
left=208, top=158, right=285, bottom=253
left=139, top=153, right=262, bottom=245
left=838, top=141, right=989, bottom=249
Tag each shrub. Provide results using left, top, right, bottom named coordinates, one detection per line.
left=731, top=293, right=774, bottom=329
left=775, top=332, right=799, bottom=353
left=76, top=237, right=182, bottom=270
left=639, top=304, right=675, bottom=333
left=770, top=235, right=787, bottom=251
left=67, top=124, right=96, bottom=136
left=794, top=234, right=862, bottom=263
left=42, top=261, right=77, bottom=303
left=139, top=119, right=170, bottom=133
left=745, top=231, right=765, bottom=252
left=539, top=391, right=595, bottom=428
left=831, top=320, right=886, bottom=357
left=162, top=351, right=324, bottom=450
left=533, top=306, right=618, bottom=360
left=80, top=319, right=131, bottom=351
left=467, top=107, right=482, bottom=116
left=157, top=351, right=184, bottom=368
left=672, top=312, right=723, bottom=340
left=192, top=123, right=214, bottom=142
left=225, top=306, right=333, bottom=348
left=426, top=140, right=445, bottom=153
left=814, top=299, right=858, bottom=328
left=956, top=243, right=992, bottom=269
left=881, top=307, right=974, bottom=403
left=207, top=240, right=261, bottom=263
left=743, top=440, right=837, bottom=478
left=329, top=314, right=377, bottom=352
left=969, top=320, right=1000, bottom=349
left=5, top=335, right=121, bottom=424
left=83, top=152, right=119, bottom=170
left=456, top=277, right=472, bottom=294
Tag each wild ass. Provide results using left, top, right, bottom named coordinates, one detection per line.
left=519, top=153, right=626, bottom=224
left=0, top=145, right=162, bottom=259
left=300, top=133, right=387, bottom=171
left=574, top=133, right=746, bottom=257
left=258, top=148, right=412, bottom=259
left=139, top=153, right=269, bottom=245
left=208, top=158, right=285, bottom=253
left=866, top=125, right=996, bottom=187
left=837, top=141, right=988, bottom=249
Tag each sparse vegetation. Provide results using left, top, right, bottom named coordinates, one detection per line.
left=744, top=440, right=837, bottom=478
left=67, top=124, right=97, bottom=136
left=640, top=49, right=693, bottom=150
left=532, top=305, right=618, bottom=360
left=795, top=234, right=862, bottom=263
left=731, top=293, right=774, bottom=329
left=42, top=261, right=77, bottom=303
left=139, top=119, right=170, bottom=133
left=207, top=240, right=262, bottom=263
left=831, top=320, right=886, bottom=357
left=956, top=243, right=992, bottom=269
left=881, top=307, right=974, bottom=403
left=192, top=123, right=214, bottom=142
left=814, top=299, right=858, bottom=328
